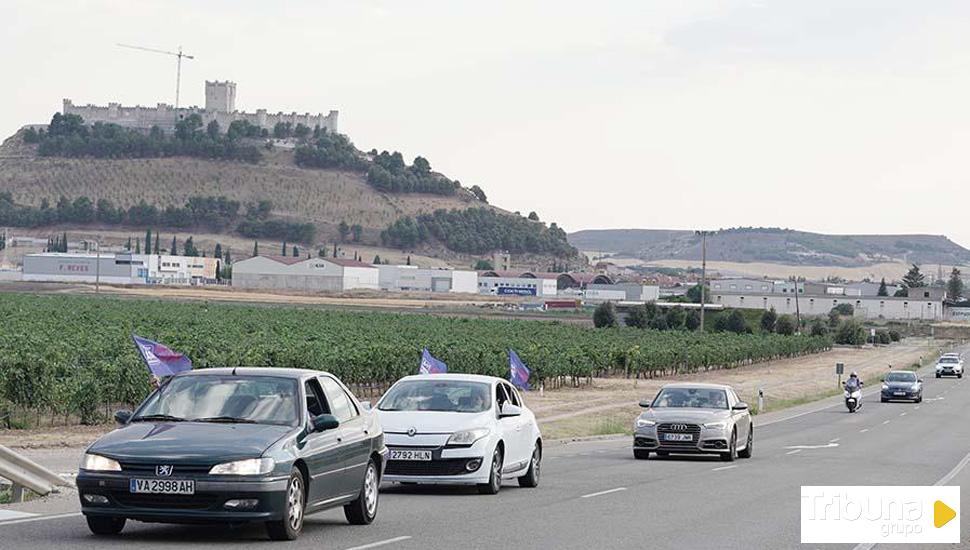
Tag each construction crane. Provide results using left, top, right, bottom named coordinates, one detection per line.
left=117, top=43, right=195, bottom=108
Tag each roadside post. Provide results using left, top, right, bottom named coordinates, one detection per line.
left=836, top=362, right=844, bottom=388
left=757, top=388, right=764, bottom=413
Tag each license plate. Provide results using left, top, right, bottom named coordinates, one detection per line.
left=663, top=433, right=693, bottom=442
left=894, top=392, right=906, bottom=396
left=389, top=449, right=432, bottom=461
left=129, top=478, right=195, bottom=495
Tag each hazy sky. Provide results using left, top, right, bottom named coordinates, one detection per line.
left=4, top=1, right=970, bottom=244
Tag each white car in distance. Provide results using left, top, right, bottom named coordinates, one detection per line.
left=936, top=353, right=964, bottom=379
left=375, top=374, right=541, bottom=494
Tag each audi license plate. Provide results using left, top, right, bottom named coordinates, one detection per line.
left=663, top=433, right=693, bottom=442
left=129, top=478, right=195, bottom=495
left=389, top=449, right=432, bottom=461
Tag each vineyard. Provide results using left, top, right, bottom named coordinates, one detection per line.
left=0, top=294, right=831, bottom=427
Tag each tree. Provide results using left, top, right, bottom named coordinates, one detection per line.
left=134, top=238, right=141, bottom=254
left=775, top=315, right=797, bottom=336
left=593, top=302, right=618, bottom=328
left=877, top=278, right=889, bottom=297
left=373, top=255, right=382, bottom=264
left=724, top=310, right=749, bottom=334
left=145, top=228, right=152, bottom=255
left=624, top=304, right=650, bottom=328
left=832, top=303, right=854, bottom=316
left=153, top=233, right=160, bottom=254
left=406, top=255, right=411, bottom=266
left=469, top=185, right=487, bottom=203
left=760, top=308, right=778, bottom=333
left=902, top=264, right=925, bottom=289
left=665, top=307, right=686, bottom=330
left=685, top=309, right=701, bottom=331
left=351, top=224, right=363, bottom=243
left=183, top=236, right=199, bottom=257
left=809, top=317, right=828, bottom=337
left=224, top=247, right=232, bottom=265
left=292, top=245, right=300, bottom=257
left=171, top=236, right=177, bottom=255
left=474, top=259, right=494, bottom=271
left=253, top=241, right=259, bottom=256
left=948, top=267, right=964, bottom=301
left=125, top=236, right=131, bottom=251
left=214, top=243, right=223, bottom=261
left=686, top=284, right=706, bottom=304
left=206, top=120, right=220, bottom=140
left=527, top=211, right=539, bottom=221
left=281, top=241, right=287, bottom=256
left=338, top=221, right=350, bottom=242
left=835, top=318, right=866, bottom=345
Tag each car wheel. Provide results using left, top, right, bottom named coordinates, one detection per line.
left=345, top=459, right=380, bottom=525
left=633, top=449, right=651, bottom=460
left=959, top=374, right=963, bottom=379
left=936, top=373, right=942, bottom=378
left=477, top=447, right=504, bottom=495
left=518, top=444, right=541, bottom=488
left=720, top=430, right=737, bottom=462
left=86, top=516, right=126, bottom=536
left=266, top=469, right=306, bottom=541
left=738, top=425, right=753, bottom=459
left=881, top=397, right=888, bottom=403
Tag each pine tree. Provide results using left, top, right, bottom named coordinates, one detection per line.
left=154, top=233, right=160, bottom=254
left=333, top=243, right=338, bottom=258
left=373, top=255, right=382, bottom=264
left=224, top=247, right=232, bottom=264
left=214, top=243, right=222, bottom=261
left=947, top=268, right=964, bottom=301
left=135, top=238, right=141, bottom=254
left=292, top=245, right=299, bottom=257
left=253, top=241, right=259, bottom=256
left=406, top=255, right=411, bottom=266
left=171, top=236, right=177, bottom=255
left=145, top=228, right=152, bottom=255
left=282, top=241, right=287, bottom=256
left=877, top=278, right=889, bottom=296
left=902, top=264, right=926, bottom=289
left=61, top=232, right=68, bottom=252
left=125, top=236, right=132, bottom=251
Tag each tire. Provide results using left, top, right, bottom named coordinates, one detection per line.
left=266, top=469, right=306, bottom=541
left=86, top=516, right=126, bottom=536
left=345, top=459, right=380, bottom=525
left=881, top=398, right=888, bottom=403
left=720, top=430, right=737, bottom=462
left=518, top=444, right=541, bottom=488
left=477, top=447, right=503, bottom=495
left=959, top=374, right=963, bottom=379
left=738, top=425, right=753, bottom=459
left=633, top=449, right=651, bottom=460
left=936, top=374, right=942, bottom=379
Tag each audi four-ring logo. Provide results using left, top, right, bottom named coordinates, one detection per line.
left=669, top=424, right=688, bottom=431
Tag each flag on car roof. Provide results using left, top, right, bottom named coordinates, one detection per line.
left=419, top=348, right=448, bottom=375
left=132, top=334, right=193, bottom=377
left=509, top=349, right=531, bottom=390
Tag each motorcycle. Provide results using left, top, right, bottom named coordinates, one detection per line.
left=844, top=385, right=863, bottom=412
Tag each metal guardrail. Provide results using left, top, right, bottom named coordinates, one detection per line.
left=0, top=445, right=73, bottom=503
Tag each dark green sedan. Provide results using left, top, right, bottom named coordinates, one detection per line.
left=77, top=368, right=387, bottom=541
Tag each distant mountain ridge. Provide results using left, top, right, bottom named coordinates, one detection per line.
left=568, top=227, right=970, bottom=267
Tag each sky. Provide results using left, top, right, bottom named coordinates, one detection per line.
left=4, top=1, right=970, bottom=245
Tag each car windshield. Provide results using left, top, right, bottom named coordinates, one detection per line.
left=378, top=380, right=491, bottom=413
left=133, top=375, right=300, bottom=426
left=886, top=372, right=917, bottom=382
left=940, top=357, right=959, bottom=363
left=652, top=387, right=729, bottom=409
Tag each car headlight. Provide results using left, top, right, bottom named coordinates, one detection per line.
left=80, top=453, right=121, bottom=472
left=209, top=458, right=275, bottom=476
left=882, top=384, right=889, bottom=391
left=636, top=418, right=656, bottom=428
left=912, top=384, right=920, bottom=391
left=703, top=422, right=727, bottom=430
left=446, top=427, right=490, bottom=447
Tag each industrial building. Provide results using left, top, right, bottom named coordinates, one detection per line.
left=580, top=283, right=661, bottom=303
left=22, top=253, right=218, bottom=285
left=478, top=274, right=558, bottom=297
left=231, top=256, right=379, bottom=291
left=711, top=286, right=946, bottom=321
left=377, top=265, right=478, bottom=294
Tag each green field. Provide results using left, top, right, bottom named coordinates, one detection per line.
left=0, top=294, right=831, bottom=426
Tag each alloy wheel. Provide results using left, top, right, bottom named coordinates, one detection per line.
left=364, top=463, right=378, bottom=517
left=288, top=475, right=304, bottom=532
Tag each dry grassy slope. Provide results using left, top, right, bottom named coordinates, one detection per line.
left=0, top=132, right=495, bottom=239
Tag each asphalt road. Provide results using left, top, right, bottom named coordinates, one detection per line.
left=3, top=361, right=970, bottom=549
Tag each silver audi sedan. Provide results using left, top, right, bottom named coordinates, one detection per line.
left=633, top=383, right=753, bottom=462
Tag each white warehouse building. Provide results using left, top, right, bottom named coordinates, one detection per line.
left=22, top=253, right=218, bottom=285
left=231, top=255, right=379, bottom=291
left=712, top=291, right=945, bottom=321
left=377, top=265, right=478, bottom=294
left=477, top=275, right=557, bottom=297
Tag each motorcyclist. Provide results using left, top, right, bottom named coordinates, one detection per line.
left=845, top=371, right=863, bottom=391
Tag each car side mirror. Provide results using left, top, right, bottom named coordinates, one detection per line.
left=499, top=403, right=523, bottom=418
left=312, top=414, right=340, bottom=432
left=918, top=378, right=924, bottom=383
left=359, top=401, right=372, bottom=411
left=732, top=402, right=749, bottom=411
left=638, top=400, right=652, bottom=408
left=114, top=410, right=132, bottom=425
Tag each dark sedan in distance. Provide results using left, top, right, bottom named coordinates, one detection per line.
left=77, top=368, right=387, bottom=541
left=880, top=370, right=923, bottom=403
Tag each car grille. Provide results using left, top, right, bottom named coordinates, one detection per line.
left=109, top=491, right=220, bottom=510
left=121, top=463, right=214, bottom=475
left=656, top=423, right=701, bottom=448
left=385, top=458, right=476, bottom=476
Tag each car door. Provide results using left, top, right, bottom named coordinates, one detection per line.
left=505, top=384, right=536, bottom=465
left=495, top=383, right=525, bottom=470
left=728, top=389, right=750, bottom=443
left=319, top=375, right=369, bottom=496
left=299, top=378, right=344, bottom=506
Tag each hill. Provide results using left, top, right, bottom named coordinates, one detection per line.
left=568, top=227, right=970, bottom=267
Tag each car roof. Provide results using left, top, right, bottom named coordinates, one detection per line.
left=178, top=367, right=330, bottom=380
left=658, top=382, right=734, bottom=391
left=394, top=373, right=503, bottom=385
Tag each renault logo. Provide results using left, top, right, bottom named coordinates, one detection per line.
left=156, top=465, right=174, bottom=477
left=670, top=424, right=688, bottom=431
left=407, top=427, right=417, bottom=437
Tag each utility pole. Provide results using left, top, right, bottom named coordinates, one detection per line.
left=793, top=275, right=801, bottom=331
left=95, top=238, right=101, bottom=294
left=696, top=230, right=712, bottom=331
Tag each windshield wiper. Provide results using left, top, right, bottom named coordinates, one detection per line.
left=130, top=414, right=186, bottom=422
left=193, top=416, right=257, bottom=424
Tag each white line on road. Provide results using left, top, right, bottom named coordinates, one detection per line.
left=786, top=449, right=802, bottom=455
left=581, top=487, right=627, bottom=499
left=0, top=511, right=36, bottom=522
left=882, top=420, right=891, bottom=425
left=345, top=536, right=413, bottom=550
left=0, top=512, right=81, bottom=527
left=711, top=465, right=738, bottom=472
left=859, top=428, right=869, bottom=433
left=914, top=406, right=920, bottom=410
left=830, top=438, right=840, bottom=443
left=784, top=443, right=839, bottom=450
left=899, top=412, right=907, bottom=417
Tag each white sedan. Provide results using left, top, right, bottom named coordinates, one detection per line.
left=375, top=374, right=541, bottom=494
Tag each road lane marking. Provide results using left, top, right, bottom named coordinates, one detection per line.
left=883, top=420, right=891, bottom=425
left=830, top=438, right=840, bottom=443
left=711, top=465, right=737, bottom=472
left=581, top=487, right=627, bottom=499
left=900, top=412, right=907, bottom=417
left=859, top=429, right=869, bottom=433
left=0, top=511, right=36, bottom=522
left=785, top=443, right=838, bottom=450
left=345, top=536, right=413, bottom=550
left=914, top=406, right=920, bottom=410
left=0, top=512, right=81, bottom=527
left=787, top=449, right=802, bottom=455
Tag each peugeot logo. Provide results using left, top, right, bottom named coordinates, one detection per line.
left=156, top=465, right=174, bottom=477
left=670, top=424, right=688, bottom=431
left=407, top=427, right=417, bottom=437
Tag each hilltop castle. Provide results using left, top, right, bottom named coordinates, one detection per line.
left=62, top=81, right=338, bottom=134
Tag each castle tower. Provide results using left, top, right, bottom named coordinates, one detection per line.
left=205, top=81, right=236, bottom=113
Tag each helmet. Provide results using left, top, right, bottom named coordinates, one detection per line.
left=850, top=371, right=858, bottom=377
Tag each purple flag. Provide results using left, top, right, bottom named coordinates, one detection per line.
left=419, top=348, right=448, bottom=375
left=132, top=334, right=193, bottom=377
left=509, top=349, right=531, bottom=390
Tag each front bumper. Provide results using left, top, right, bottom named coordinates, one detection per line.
left=937, top=368, right=962, bottom=376
left=881, top=389, right=920, bottom=400
left=77, top=470, right=289, bottom=524
left=381, top=435, right=490, bottom=485
left=633, top=426, right=731, bottom=454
